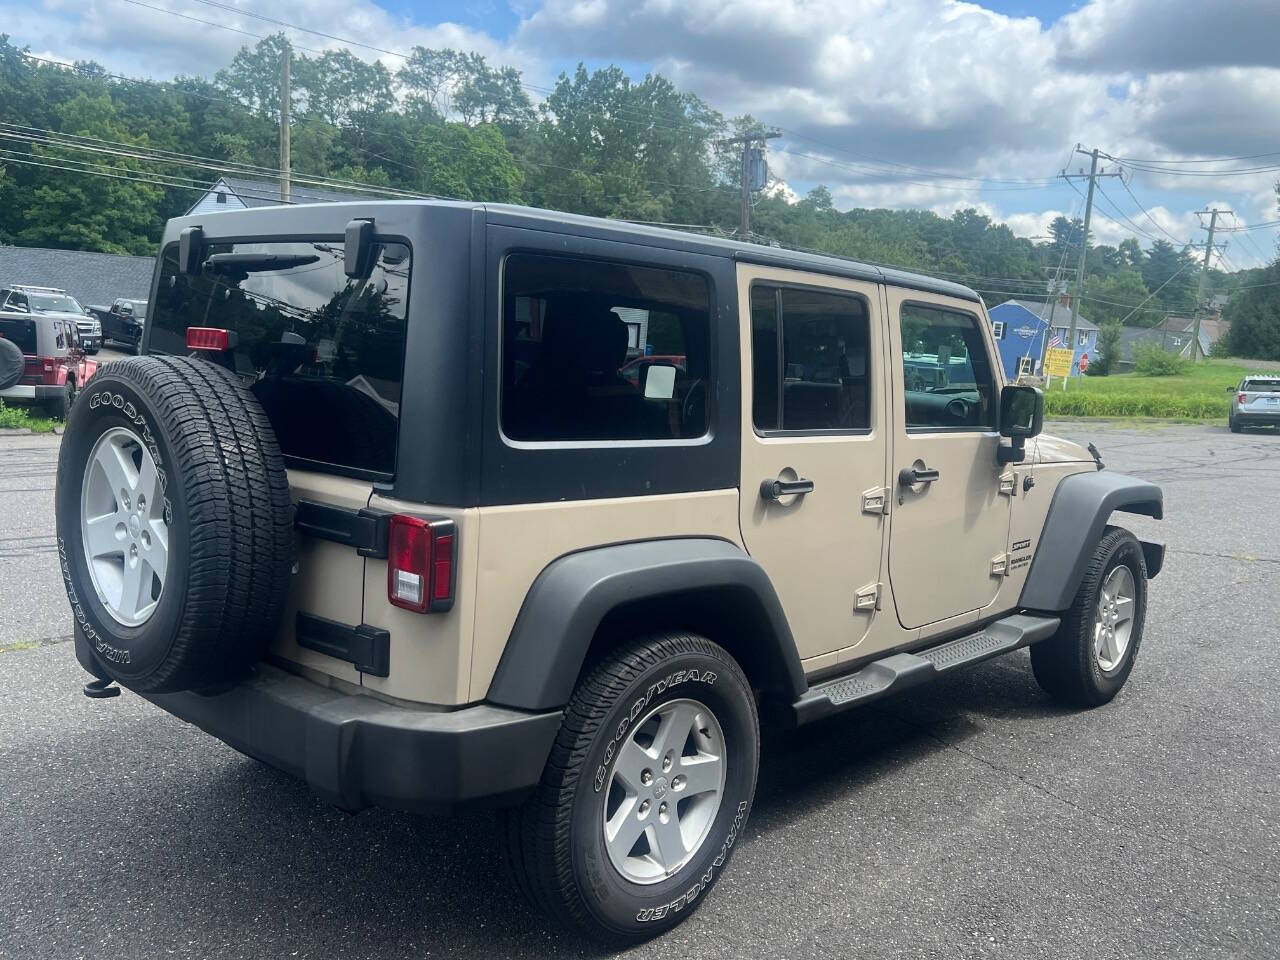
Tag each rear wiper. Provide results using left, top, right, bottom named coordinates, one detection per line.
left=204, top=253, right=320, bottom=273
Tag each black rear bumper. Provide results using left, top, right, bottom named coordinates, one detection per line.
left=75, top=629, right=562, bottom=815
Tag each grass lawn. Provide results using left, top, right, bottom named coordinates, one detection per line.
left=0, top=399, right=60, bottom=433
left=1042, top=360, right=1263, bottom=420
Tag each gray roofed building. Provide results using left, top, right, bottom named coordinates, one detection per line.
left=186, top=176, right=377, bottom=216
left=0, top=244, right=154, bottom=308
left=1001, top=298, right=1098, bottom=331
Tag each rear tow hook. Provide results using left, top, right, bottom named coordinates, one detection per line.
left=82, top=677, right=121, bottom=699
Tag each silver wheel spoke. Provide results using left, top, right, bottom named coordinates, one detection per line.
left=653, top=701, right=699, bottom=760
left=1113, top=595, right=1134, bottom=625
left=84, top=512, right=124, bottom=558
left=678, top=755, right=722, bottom=797
left=98, top=436, right=138, bottom=495
left=605, top=797, right=645, bottom=860
left=612, top=738, right=654, bottom=794
left=647, top=812, right=688, bottom=870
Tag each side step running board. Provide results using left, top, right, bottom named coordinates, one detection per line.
left=791, top=613, right=1060, bottom=726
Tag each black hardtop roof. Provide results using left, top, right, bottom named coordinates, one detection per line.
left=166, top=199, right=981, bottom=304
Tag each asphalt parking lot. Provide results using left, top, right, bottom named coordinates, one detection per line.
left=2, top=421, right=1278, bottom=960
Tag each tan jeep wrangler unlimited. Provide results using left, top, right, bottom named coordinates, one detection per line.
left=56, top=201, right=1164, bottom=943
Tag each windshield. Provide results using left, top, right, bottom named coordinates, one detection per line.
left=29, top=293, right=84, bottom=314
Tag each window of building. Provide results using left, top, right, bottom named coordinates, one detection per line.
left=150, top=238, right=411, bottom=478
left=992, top=320, right=1005, bottom=340
left=751, top=285, right=871, bottom=433
left=501, top=253, right=711, bottom=442
left=899, top=303, right=996, bottom=430
left=1078, top=330, right=1089, bottom=346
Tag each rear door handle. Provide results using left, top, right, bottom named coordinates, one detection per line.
left=760, top=477, right=815, bottom=501
left=898, top=466, right=940, bottom=487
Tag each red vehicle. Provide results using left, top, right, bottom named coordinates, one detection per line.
left=0, top=309, right=99, bottom=418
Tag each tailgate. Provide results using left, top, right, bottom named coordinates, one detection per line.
left=271, top=470, right=373, bottom=685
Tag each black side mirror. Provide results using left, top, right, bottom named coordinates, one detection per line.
left=344, top=219, right=375, bottom=279
left=179, top=225, right=205, bottom=275
left=997, top=384, right=1044, bottom=464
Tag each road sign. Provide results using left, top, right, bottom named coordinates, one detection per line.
left=1044, top=347, right=1074, bottom=378
left=1078, top=352, right=1089, bottom=372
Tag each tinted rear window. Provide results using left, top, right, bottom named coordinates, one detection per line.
left=0, top=317, right=37, bottom=354
left=150, top=239, right=410, bottom=478
left=501, top=253, right=711, bottom=442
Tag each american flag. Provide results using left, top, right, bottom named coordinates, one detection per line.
left=1048, top=332, right=1063, bottom=349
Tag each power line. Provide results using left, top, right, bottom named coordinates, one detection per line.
left=1114, top=174, right=1189, bottom=245
left=1114, top=149, right=1280, bottom=165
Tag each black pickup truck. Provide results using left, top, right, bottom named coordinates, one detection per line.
left=89, top=298, right=148, bottom=352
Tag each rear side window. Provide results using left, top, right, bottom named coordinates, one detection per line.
left=150, top=239, right=411, bottom=478
left=501, top=253, right=711, bottom=442
left=0, top=317, right=37, bottom=354
left=751, top=284, right=871, bottom=433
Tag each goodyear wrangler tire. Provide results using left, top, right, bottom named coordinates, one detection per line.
left=54, top=356, right=293, bottom=693
left=507, top=633, right=759, bottom=944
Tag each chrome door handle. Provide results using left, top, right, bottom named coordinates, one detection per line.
left=898, top=466, right=940, bottom=487
left=760, top=477, right=815, bottom=501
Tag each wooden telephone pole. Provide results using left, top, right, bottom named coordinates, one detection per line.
left=279, top=46, right=291, bottom=204
left=1057, top=146, right=1122, bottom=388
left=1190, top=208, right=1231, bottom=362
left=719, top=130, right=781, bottom=238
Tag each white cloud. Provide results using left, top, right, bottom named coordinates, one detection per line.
left=1053, top=0, right=1280, bottom=73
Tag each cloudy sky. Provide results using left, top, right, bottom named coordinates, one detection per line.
left=10, top=0, right=1280, bottom=267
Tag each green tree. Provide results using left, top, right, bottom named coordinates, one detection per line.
left=1223, top=261, right=1280, bottom=359
left=1089, top=268, right=1155, bottom=327
left=1142, top=239, right=1196, bottom=313
left=215, top=34, right=291, bottom=119
left=1088, top=322, right=1123, bottom=376
left=17, top=92, right=165, bottom=253
left=415, top=122, right=522, bottom=202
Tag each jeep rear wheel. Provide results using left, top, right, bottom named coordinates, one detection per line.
left=55, top=355, right=293, bottom=693
left=506, top=633, right=759, bottom=944
left=1031, top=525, right=1147, bottom=707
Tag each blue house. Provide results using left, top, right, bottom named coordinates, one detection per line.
left=988, top=298, right=1098, bottom=379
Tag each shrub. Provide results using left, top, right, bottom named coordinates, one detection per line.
left=0, top=400, right=31, bottom=429
left=1133, top=342, right=1189, bottom=376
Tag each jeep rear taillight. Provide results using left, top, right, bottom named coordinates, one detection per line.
left=187, top=327, right=236, bottom=351
left=1239, top=393, right=1247, bottom=404
left=387, top=514, right=456, bottom=613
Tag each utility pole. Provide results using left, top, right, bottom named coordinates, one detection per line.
left=1191, top=208, right=1230, bottom=362
left=719, top=130, right=781, bottom=239
left=1058, top=146, right=1122, bottom=388
left=279, top=45, right=291, bottom=204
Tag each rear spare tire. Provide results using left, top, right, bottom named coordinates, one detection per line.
left=0, top=336, right=23, bottom=391
left=55, top=355, right=294, bottom=692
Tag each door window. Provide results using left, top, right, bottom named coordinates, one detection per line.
left=751, top=285, right=871, bottom=433
left=899, top=303, right=996, bottom=430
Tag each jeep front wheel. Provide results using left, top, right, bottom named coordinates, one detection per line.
left=506, top=633, right=759, bottom=944
left=1031, top=525, right=1147, bottom=707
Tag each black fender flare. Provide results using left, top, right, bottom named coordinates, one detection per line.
left=486, top=538, right=807, bottom=712
left=1019, top=470, right=1164, bottom=613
